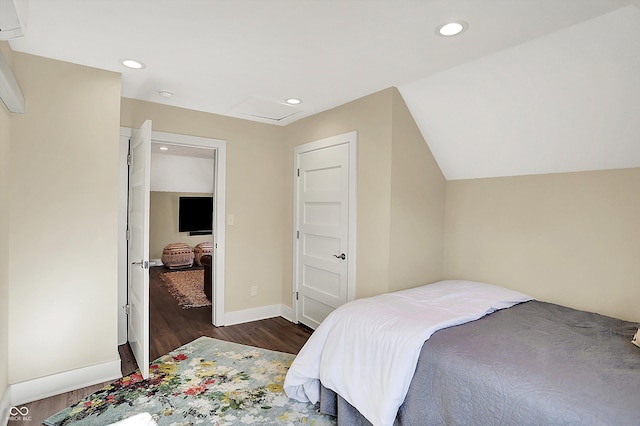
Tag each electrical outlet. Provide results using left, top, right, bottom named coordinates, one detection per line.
left=250, top=285, right=258, bottom=297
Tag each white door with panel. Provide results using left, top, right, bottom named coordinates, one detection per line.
left=127, top=120, right=152, bottom=378
left=294, top=132, right=357, bottom=329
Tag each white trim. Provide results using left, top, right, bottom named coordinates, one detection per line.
left=279, top=304, right=295, bottom=323
left=117, top=130, right=130, bottom=345
left=1, top=386, right=11, bottom=426
left=292, top=131, right=358, bottom=324
left=347, top=132, right=358, bottom=303
left=9, top=360, right=121, bottom=406
left=212, top=142, right=227, bottom=326
left=224, top=305, right=295, bottom=326
left=0, top=49, right=24, bottom=113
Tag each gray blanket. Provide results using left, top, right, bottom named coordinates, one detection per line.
left=320, top=300, right=639, bottom=425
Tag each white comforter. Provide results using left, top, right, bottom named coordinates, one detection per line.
left=284, top=280, right=533, bottom=426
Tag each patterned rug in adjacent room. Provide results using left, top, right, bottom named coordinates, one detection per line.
left=159, top=269, right=211, bottom=308
left=44, top=337, right=335, bottom=425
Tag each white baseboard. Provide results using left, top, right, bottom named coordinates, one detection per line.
left=224, top=304, right=296, bottom=326
left=6, top=306, right=299, bottom=408
left=279, top=304, right=295, bottom=323
left=10, top=360, right=122, bottom=406
left=1, top=386, right=11, bottom=426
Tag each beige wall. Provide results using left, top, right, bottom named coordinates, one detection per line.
left=388, top=89, right=445, bottom=292
left=443, top=168, right=640, bottom=322
left=283, top=89, right=394, bottom=300
left=121, top=98, right=287, bottom=311
left=125, top=88, right=446, bottom=314
left=0, top=42, right=635, bottom=398
left=0, top=39, right=635, bottom=404
left=8, top=53, right=121, bottom=383
left=0, top=42, right=12, bottom=409
left=282, top=87, right=446, bottom=301
left=150, top=192, right=213, bottom=260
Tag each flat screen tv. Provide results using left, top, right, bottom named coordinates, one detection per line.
left=179, top=196, right=213, bottom=235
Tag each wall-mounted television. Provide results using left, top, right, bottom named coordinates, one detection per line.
left=179, top=196, right=213, bottom=235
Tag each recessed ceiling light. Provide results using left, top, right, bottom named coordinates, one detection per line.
left=158, top=90, right=173, bottom=98
left=159, top=146, right=169, bottom=151
left=285, top=98, right=302, bottom=105
left=121, top=59, right=146, bottom=69
left=436, top=21, right=468, bottom=37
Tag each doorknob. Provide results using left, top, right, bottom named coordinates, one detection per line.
left=333, top=253, right=346, bottom=260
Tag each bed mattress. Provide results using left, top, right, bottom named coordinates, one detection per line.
left=319, top=300, right=640, bottom=425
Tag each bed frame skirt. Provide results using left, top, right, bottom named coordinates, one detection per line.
left=320, top=385, right=373, bottom=425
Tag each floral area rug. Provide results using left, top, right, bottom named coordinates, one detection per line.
left=44, top=337, right=335, bottom=425
left=159, top=269, right=211, bottom=309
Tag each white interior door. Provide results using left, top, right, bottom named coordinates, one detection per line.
left=294, top=132, right=357, bottom=329
left=127, top=120, right=152, bottom=378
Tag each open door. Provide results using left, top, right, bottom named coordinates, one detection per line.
left=127, top=120, right=152, bottom=378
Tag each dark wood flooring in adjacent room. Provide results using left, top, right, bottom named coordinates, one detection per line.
left=147, top=266, right=312, bottom=363
left=19, top=266, right=312, bottom=425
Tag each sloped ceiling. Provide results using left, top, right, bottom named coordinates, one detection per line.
left=400, top=5, right=640, bottom=179
left=7, top=0, right=640, bottom=179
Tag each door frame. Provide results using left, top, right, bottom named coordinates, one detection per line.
left=118, top=127, right=227, bottom=340
left=292, top=131, right=358, bottom=325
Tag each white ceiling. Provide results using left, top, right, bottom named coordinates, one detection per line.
left=8, top=0, right=640, bottom=179
left=151, top=143, right=215, bottom=160
left=401, top=4, right=640, bottom=179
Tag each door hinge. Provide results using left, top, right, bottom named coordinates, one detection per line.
left=124, top=304, right=130, bottom=315
left=296, top=230, right=299, bottom=239
left=294, top=291, right=299, bottom=301
left=126, top=228, right=130, bottom=241
left=297, top=168, right=300, bottom=177
left=127, top=153, right=131, bottom=166
left=132, top=260, right=150, bottom=269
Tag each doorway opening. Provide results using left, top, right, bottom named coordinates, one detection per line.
left=118, top=127, right=227, bottom=355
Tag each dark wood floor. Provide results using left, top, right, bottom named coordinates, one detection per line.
left=148, top=266, right=312, bottom=361
left=18, top=266, right=312, bottom=424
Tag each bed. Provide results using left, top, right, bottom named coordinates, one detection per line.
left=284, top=280, right=640, bottom=426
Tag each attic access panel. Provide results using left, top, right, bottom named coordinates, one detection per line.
left=228, top=96, right=300, bottom=122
